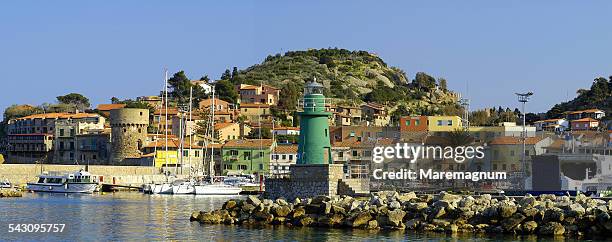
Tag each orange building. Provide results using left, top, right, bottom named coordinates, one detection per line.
left=399, top=116, right=428, bottom=132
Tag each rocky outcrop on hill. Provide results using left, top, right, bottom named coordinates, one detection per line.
left=191, top=192, right=612, bottom=238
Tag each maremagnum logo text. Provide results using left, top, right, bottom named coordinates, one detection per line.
left=371, top=144, right=507, bottom=181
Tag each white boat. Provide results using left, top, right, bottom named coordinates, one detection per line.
left=1, top=179, right=11, bottom=189
left=194, top=183, right=242, bottom=195
left=171, top=180, right=195, bottom=194
left=149, top=183, right=173, bottom=194
left=27, top=170, right=98, bottom=193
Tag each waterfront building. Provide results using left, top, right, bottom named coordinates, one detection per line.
left=239, top=103, right=272, bottom=123
left=221, top=139, right=274, bottom=175
left=533, top=118, right=569, bottom=132
left=399, top=116, right=428, bottom=132
left=269, top=144, right=297, bottom=176
left=426, top=115, right=462, bottom=132
left=564, top=109, right=605, bottom=121
left=468, top=122, right=536, bottom=143
left=485, top=136, right=552, bottom=174
left=571, top=117, right=600, bottom=131
left=330, top=125, right=399, bottom=143
left=336, top=105, right=363, bottom=125
left=236, top=84, right=280, bottom=105
left=214, top=122, right=243, bottom=143
left=198, top=98, right=231, bottom=112
left=361, top=102, right=390, bottom=127
left=6, top=112, right=104, bottom=163
left=152, top=107, right=179, bottom=135
left=53, top=116, right=107, bottom=164
left=272, top=127, right=300, bottom=136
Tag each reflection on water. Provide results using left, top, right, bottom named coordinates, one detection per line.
left=0, top=193, right=600, bottom=241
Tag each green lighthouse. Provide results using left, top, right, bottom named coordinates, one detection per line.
left=297, top=79, right=332, bottom=165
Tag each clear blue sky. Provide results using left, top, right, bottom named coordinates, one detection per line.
left=1, top=1, right=611, bottom=117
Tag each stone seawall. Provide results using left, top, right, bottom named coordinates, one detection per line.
left=0, top=164, right=168, bottom=186
left=191, top=192, right=612, bottom=238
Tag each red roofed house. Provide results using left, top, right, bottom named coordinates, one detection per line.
left=571, top=118, right=599, bottom=131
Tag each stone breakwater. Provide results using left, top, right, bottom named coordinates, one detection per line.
left=191, top=191, right=612, bottom=237
left=0, top=189, right=22, bottom=198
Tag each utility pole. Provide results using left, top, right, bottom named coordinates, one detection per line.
left=516, top=92, right=533, bottom=190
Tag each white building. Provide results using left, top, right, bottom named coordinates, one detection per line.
left=270, top=145, right=297, bottom=176
left=191, top=80, right=213, bottom=94
left=533, top=118, right=569, bottom=132
left=272, top=127, right=300, bottom=136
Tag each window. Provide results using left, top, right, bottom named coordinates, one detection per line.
left=259, top=151, right=264, bottom=158
left=92, top=155, right=97, bottom=160
left=325, top=129, right=328, bottom=137
left=510, top=150, right=515, bottom=156
left=448, top=120, right=453, bottom=126
left=272, top=155, right=278, bottom=160
left=244, top=152, right=251, bottom=159
left=238, top=165, right=247, bottom=170
left=502, top=164, right=507, bottom=170
left=224, top=164, right=232, bottom=170
left=229, top=150, right=238, bottom=156
left=289, top=155, right=293, bottom=160
left=437, top=120, right=443, bottom=126
left=60, top=129, right=64, bottom=136
left=259, top=164, right=264, bottom=170
left=183, top=150, right=188, bottom=157
left=195, top=150, right=200, bottom=157
left=493, top=164, right=498, bottom=170
left=349, top=131, right=355, bottom=137
left=364, top=150, right=371, bottom=157
left=405, top=120, right=411, bottom=126
left=352, top=150, right=358, bottom=156
left=415, top=120, right=420, bottom=126
left=338, top=152, right=344, bottom=158
left=282, top=155, right=286, bottom=160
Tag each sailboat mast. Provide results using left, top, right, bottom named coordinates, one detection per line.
left=210, top=87, right=215, bottom=183
left=164, top=69, right=169, bottom=175
left=188, top=86, right=193, bottom=177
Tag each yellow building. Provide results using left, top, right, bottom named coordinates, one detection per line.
left=153, top=150, right=179, bottom=168
left=214, top=122, right=244, bottom=143
left=426, top=116, right=462, bottom=132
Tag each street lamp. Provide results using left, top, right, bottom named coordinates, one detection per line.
left=515, top=92, right=533, bottom=190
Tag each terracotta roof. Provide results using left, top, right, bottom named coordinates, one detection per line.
left=154, top=108, right=179, bottom=115
left=489, top=136, right=544, bottom=145
left=96, top=104, right=126, bottom=111
left=16, top=112, right=100, bottom=120
left=274, top=145, right=298, bottom=154
left=223, top=139, right=274, bottom=148
left=362, top=102, right=385, bottom=110
left=144, top=138, right=202, bottom=149
left=214, top=122, right=237, bottom=130
left=545, top=139, right=565, bottom=149
left=262, top=84, right=279, bottom=90
left=240, top=85, right=259, bottom=90
left=567, top=109, right=604, bottom=114
left=240, top=103, right=270, bottom=108
left=534, top=118, right=564, bottom=123
left=333, top=138, right=396, bottom=148
left=274, top=127, right=300, bottom=131
left=573, top=118, right=599, bottom=122
left=199, top=98, right=229, bottom=106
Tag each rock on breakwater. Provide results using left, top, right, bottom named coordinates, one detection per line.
left=191, top=192, right=612, bottom=238
left=0, top=189, right=22, bottom=198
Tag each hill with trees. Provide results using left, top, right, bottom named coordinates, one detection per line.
left=546, top=76, right=611, bottom=120
left=219, top=48, right=462, bottom=123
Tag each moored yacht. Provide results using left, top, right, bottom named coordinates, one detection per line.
left=27, top=170, right=98, bottom=193
left=171, top=179, right=196, bottom=194
left=194, top=183, right=242, bottom=195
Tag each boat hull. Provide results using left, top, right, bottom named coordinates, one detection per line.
left=27, top=183, right=97, bottom=193
left=150, top=183, right=173, bottom=194
left=172, top=184, right=195, bottom=194
left=194, top=184, right=242, bottom=195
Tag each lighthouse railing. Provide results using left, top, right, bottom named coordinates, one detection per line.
left=298, top=97, right=334, bottom=112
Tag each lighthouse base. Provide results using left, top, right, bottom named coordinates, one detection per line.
left=265, top=164, right=370, bottom=200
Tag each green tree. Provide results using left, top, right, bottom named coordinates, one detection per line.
left=438, top=78, right=448, bottom=91
left=278, top=82, right=300, bottom=111
left=221, top=69, right=232, bottom=80
left=215, top=80, right=238, bottom=103
left=246, top=127, right=272, bottom=139
left=447, top=129, right=474, bottom=147
left=470, top=110, right=489, bottom=126
left=199, top=75, right=210, bottom=82
left=111, top=97, right=120, bottom=104
left=231, top=67, right=238, bottom=78
left=413, top=72, right=436, bottom=91
left=57, top=93, right=90, bottom=111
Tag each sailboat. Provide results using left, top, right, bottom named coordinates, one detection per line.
left=171, top=86, right=196, bottom=194
left=194, top=86, right=242, bottom=195
left=148, top=69, right=174, bottom=195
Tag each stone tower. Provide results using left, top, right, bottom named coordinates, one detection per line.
left=110, top=108, right=149, bottom=164
left=296, top=80, right=332, bottom=164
